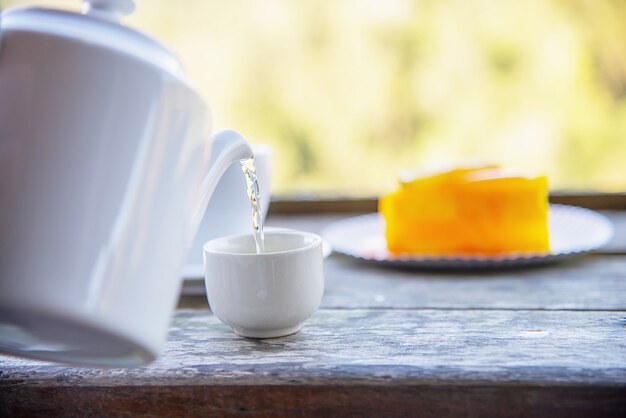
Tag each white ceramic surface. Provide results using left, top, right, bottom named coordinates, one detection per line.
left=323, top=205, right=614, bottom=270
left=204, top=230, right=325, bottom=338
left=184, top=144, right=272, bottom=271
left=0, top=2, right=253, bottom=367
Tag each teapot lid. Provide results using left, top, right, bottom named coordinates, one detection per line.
left=1, top=0, right=182, bottom=78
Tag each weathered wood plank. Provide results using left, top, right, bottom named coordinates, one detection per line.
left=182, top=254, right=626, bottom=310
left=267, top=193, right=626, bottom=215
left=2, top=309, right=625, bottom=385
left=2, top=384, right=626, bottom=418
left=3, top=309, right=625, bottom=416
left=320, top=255, right=626, bottom=310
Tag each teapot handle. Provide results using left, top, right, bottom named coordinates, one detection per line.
left=189, top=129, right=253, bottom=236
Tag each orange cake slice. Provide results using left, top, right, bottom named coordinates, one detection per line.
left=379, top=164, right=550, bottom=255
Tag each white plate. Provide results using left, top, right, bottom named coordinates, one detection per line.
left=322, top=204, right=614, bottom=270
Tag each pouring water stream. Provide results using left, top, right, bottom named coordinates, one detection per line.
left=240, top=158, right=265, bottom=253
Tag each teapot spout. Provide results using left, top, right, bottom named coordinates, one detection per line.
left=190, top=129, right=253, bottom=236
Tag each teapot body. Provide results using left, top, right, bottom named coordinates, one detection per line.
left=0, top=8, right=246, bottom=366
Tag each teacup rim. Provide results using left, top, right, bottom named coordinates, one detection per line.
left=203, top=228, right=321, bottom=257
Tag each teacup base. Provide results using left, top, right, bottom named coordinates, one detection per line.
left=233, top=324, right=303, bottom=339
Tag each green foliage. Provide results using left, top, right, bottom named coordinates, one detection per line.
left=6, top=0, right=626, bottom=193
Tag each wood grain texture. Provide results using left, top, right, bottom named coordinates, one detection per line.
left=2, top=309, right=626, bottom=416
left=267, top=193, right=626, bottom=215
left=320, top=255, right=626, bottom=310
left=182, top=254, right=626, bottom=310
left=2, top=309, right=626, bottom=385
left=2, top=384, right=626, bottom=418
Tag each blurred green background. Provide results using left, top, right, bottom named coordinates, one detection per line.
left=4, top=0, right=626, bottom=195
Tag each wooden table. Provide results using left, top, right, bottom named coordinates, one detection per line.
left=2, top=210, right=626, bottom=417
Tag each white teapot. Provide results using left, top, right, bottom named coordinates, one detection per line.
left=0, top=0, right=253, bottom=366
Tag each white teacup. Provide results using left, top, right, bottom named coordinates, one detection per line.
left=203, top=229, right=324, bottom=338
